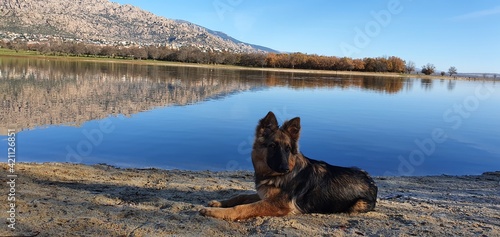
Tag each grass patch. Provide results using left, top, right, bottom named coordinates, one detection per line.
left=0, top=48, right=41, bottom=56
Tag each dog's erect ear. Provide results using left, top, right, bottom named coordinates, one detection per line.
left=256, top=111, right=279, bottom=138
left=282, top=117, right=301, bottom=141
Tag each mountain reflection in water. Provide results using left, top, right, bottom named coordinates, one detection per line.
left=0, top=56, right=422, bottom=133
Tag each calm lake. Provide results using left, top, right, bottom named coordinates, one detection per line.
left=1, top=56, right=499, bottom=176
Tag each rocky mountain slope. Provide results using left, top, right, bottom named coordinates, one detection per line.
left=0, top=0, right=275, bottom=53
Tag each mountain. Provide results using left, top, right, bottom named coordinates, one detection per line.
left=0, top=0, right=277, bottom=53
left=200, top=25, right=278, bottom=53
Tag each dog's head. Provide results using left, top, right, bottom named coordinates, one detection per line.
left=252, top=111, right=301, bottom=175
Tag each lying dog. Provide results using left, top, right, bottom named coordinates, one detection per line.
left=200, top=111, right=377, bottom=221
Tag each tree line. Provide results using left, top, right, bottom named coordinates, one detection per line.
left=0, top=40, right=455, bottom=75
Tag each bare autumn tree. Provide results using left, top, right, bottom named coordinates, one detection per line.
left=157, top=47, right=174, bottom=61
left=275, top=54, right=291, bottom=68
left=448, top=66, right=457, bottom=76
left=373, top=58, right=387, bottom=72
left=222, top=52, right=239, bottom=65
left=338, top=57, right=354, bottom=71
left=405, top=60, right=416, bottom=74
left=70, top=42, right=86, bottom=56
left=352, top=59, right=365, bottom=71
left=387, top=56, right=405, bottom=73
left=363, top=57, right=377, bottom=72
left=100, top=46, right=117, bottom=58
left=326, top=56, right=339, bottom=70
left=146, top=46, right=161, bottom=60
left=85, top=44, right=101, bottom=56
left=11, top=40, right=25, bottom=53
left=239, top=53, right=266, bottom=67
left=37, top=43, right=52, bottom=55
left=289, top=52, right=307, bottom=69
left=176, top=46, right=202, bottom=63
left=421, top=63, right=436, bottom=75
left=3, top=37, right=441, bottom=75
left=304, top=55, right=320, bottom=69
left=265, top=53, right=279, bottom=68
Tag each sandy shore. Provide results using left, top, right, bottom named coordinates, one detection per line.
left=1, top=163, right=499, bottom=236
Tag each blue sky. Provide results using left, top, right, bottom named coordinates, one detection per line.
left=112, top=0, right=499, bottom=73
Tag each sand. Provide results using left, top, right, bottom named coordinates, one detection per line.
left=1, top=163, right=499, bottom=236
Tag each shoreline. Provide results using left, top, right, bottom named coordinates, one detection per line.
left=0, top=49, right=491, bottom=81
left=1, top=162, right=499, bottom=236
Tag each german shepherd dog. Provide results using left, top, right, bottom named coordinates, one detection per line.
left=200, top=111, right=377, bottom=221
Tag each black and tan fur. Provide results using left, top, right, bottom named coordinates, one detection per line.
left=200, top=111, right=378, bottom=221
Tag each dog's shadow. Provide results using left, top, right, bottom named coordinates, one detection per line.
left=19, top=173, right=256, bottom=236
left=33, top=177, right=250, bottom=205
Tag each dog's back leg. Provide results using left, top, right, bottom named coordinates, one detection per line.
left=208, top=193, right=260, bottom=208
left=349, top=198, right=376, bottom=213
left=201, top=199, right=292, bottom=221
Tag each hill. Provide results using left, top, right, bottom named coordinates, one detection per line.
left=0, top=0, right=277, bottom=53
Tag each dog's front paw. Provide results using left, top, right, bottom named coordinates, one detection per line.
left=208, top=200, right=222, bottom=207
left=199, top=208, right=211, bottom=216
left=199, top=207, right=225, bottom=219
left=199, top=207, right=237, bottom=221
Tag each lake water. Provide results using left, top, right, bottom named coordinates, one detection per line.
left=1, top=56, right=499, bottom=176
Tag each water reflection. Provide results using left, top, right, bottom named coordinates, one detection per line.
left=2, top=57, right=499, bottom=175
left=0, top=57, right=261, bottom=133
left=1, top=56, right=455, bottom=133
left=447, top=80, right=456, bottom=91
left=421, top=78, right=433, bottom=90
left=263, top=72, right=408, bottom=94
